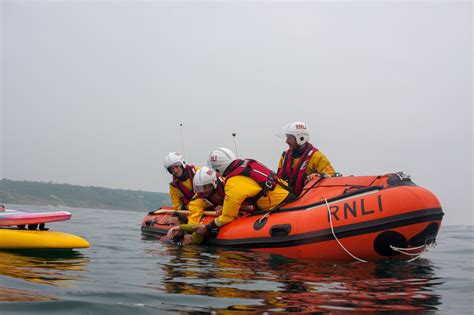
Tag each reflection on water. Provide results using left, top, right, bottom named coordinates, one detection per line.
left=0, top=250, right=89, bottom=287
left=146, top=245, right=443, bottom=312
left=0, top=250, right=89, bottom=303
left=0, top=287, right=56, bottom=302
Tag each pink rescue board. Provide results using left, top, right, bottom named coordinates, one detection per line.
left=0, top=209, right=72, bottom=226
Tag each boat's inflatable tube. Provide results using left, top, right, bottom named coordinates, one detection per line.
left=141, top=173, right=443, bottom=260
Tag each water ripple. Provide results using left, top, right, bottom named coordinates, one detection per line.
left=0, top=206, right=472, bottom=313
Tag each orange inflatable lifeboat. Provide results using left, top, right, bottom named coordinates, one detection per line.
left=141, top=172, right=444, bottom=261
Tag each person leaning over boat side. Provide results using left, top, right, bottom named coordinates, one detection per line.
left=195, top=148, right=297, bottom=238
left=164, top=152, right=198, bottom=210
left=187, top=166, right=257, bottom=225
left=186, top=167, right=225, bottom=224
left=277, top=121, right=336, bottom=196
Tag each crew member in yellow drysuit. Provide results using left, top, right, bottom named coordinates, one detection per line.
left=163, top=152, right=198, bottom=210
left=195, top=148, right=296, bottom=237
left=277, top=121, right=336, bottom=195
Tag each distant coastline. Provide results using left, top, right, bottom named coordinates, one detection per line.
left=0, top=179, right=171, bottom=211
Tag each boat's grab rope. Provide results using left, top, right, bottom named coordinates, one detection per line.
left=324, top=198, right=368, bottom=263
left=390, top=243, right=436, bottom=262
left=324, top=197, right=434, bottom=263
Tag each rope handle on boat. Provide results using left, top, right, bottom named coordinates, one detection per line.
left=256, top=174, right=328, bottom=223
left=389, top=243, right=436, bottom=262
left=150, top=209, right=218, bottom=216
left=324, top=197, right=435, bottom=262
left=258, top=211, right=271, bottom=223
left=390, top=243, right=426, bottom=255
left=324, top=198, right=368, bottom=263
left=298, top=174, right=327, bottom=199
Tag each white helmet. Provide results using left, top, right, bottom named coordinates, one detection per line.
left=284, top=121, right=310, bottom=145
left=207, top=147, right=236, bottom=174
left=193, top=167, right=217, bottom=193
left=164, top=152, right=185, bottom=173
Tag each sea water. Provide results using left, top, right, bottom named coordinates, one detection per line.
left=0, top=205, right=472, bottom=314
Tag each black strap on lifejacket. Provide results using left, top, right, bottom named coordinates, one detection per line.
left=203, top=178, right=225, bottom=206
left=171, top=165, right=196, bottom=205
left=278, top=144, right=316, bottom=195
left=224, top=159, right=291, bottom=203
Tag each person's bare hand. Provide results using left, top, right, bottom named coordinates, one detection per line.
left=196, top=224, right=208, bottom=237
left=304, top=173, right=318, bottom=185
left=166, top=226, right=180, bottom=239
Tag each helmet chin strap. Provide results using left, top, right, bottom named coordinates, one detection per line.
left=291, top=143, right=306, bottom=158
left=177, top=166, right=188, bottom=181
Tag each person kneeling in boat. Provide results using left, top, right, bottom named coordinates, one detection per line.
left=164, top=152, right=198, bottom=210
left=277, top=121, right=337, bottom=196
left=195, top=148, right=297, bottom=239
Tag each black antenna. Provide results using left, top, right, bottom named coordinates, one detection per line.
left=179, top=123, right=187, bottom=160
left=232, top=133, right=239, bottom=157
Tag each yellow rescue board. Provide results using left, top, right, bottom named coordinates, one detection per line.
left=0, top=229, right=90, bottom=250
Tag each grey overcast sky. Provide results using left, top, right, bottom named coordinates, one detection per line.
left=1, top=1, right=472, bottom=225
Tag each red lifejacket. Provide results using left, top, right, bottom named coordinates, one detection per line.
left=223, top=159, right=284, bottom=207
left=170, top=165, right=196, bottom=205
left=197, top=176, right=225, bottom=207
left=197, top=176, right=256, bottom=213
left=277, top=143, right=318, bottom=196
